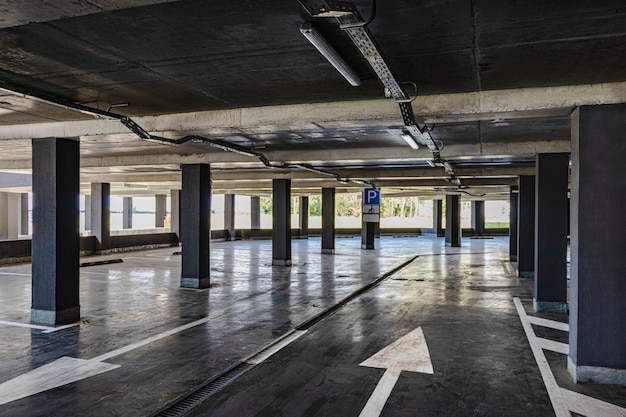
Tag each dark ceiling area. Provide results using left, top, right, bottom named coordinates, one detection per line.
left=0, top=0, right=624, bottom=197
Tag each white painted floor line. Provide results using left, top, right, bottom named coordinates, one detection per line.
left=561, top=387, right=626, bottom=417
left=513, top=297, right=571, bottom=417
left=526, top=315, right=569, bottom=332
left=0, top=320, right=80, bottom=333
left=247, top=330, right=308, bottom=364
left=42, top=323, right=81, bottom=333
left=536, top=337, right=569, bottom=355
left=0, top=271, right=31, bottom=277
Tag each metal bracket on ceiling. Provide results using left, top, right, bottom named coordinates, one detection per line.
left=299, top=0, right=459, bottom=184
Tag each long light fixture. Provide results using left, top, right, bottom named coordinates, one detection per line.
left=300, top=22, right=361, bottom=87
left=401, top=133, right=419, bottom=149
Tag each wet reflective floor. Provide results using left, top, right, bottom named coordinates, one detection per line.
left=0, top=237, right=624, bottom=416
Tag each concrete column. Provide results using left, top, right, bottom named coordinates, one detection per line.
left=0, top=193, right=19, bottom=240
left=361, top=222, right=375, bottom=250
left=180, top=164, right=211, bottom=288
left=433, top=199, right=444, bottom=237
left=445, top=194, right=461, bottom=247
left=122, top=197, right=132, bottom=229
left=31, top=138, right=80, bottom=325
left=251, top=196, right=261, bottom=230
left=20, top=193, right=28, bottom=235
left=517, top=175, right=535, bottom=277
left=84, top=194, right=91, bottom=231
left=534, top=153, right=569, bottom=313
left=155, top=194, right=167, bottom=228
left=224, top=193, right=235, bottom=240
left=90, top=182, right=110, bottom=251
left=170, top=189, right=181, bottom=239
left=509, top=186, right=518, bottom=262
left=321, top=188, right=335, bottom=254
left=299, top=196, right=309, bottom=238
left=569, top=105, right=626, bottom=385
left=272, top=179, right=291, bottom=266
left=471, top=200, right=485, bottom=236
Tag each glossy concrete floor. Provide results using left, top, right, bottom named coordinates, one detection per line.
left=0, top=237, right=624, bottom=417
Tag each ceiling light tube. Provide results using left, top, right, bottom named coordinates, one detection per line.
left=300, top=22, right=361, bottom=87
left=401, top=133, right=419, bottom=149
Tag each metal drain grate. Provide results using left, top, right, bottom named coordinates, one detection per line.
left=154, top=363, right=253, bottom=417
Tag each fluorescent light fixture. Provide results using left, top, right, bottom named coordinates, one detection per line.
left=400, top=133, right=419, bottom=149
left=426, top=160, right=437, bottom=167
left=300, top=22, right=361, bottom=87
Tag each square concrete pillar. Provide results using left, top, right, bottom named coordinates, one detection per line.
left=224, top=193, right=235, bottom=241
left=534, top=153, right=569, bottom=313
left=321, top=188, right=335, bottom=254
left=20, top=193, right=28, bottom=235
left=180, top=164, right=211, bottom=288
left=90, top=183, right=110, bottom=251
left=251, top=196, right=261, bottom=230
left=31, top=138, right=80, bottom=325
left=0, top=192, right=19, bottom=240
left=433, top=199, right=444, bottom=237
left=122, top=196, right=132, bottom=229
left=299, top=196, right=309, bottom=238
left=517, top=175, right=535, bottom=277
left=569, top=105, right=626, bottom=385
left=445, top=194, right=461, bottom=247
left=509, top=186, right=518, bottom=262
left=272, top=179, right=291, bottom=266
left=471, top=200, right=485, bottom=236
left=155, top=194, right=167, bottom=228
left=170, top=189, right=180, bottom=239
left=84, top=194, right=91, bottom=231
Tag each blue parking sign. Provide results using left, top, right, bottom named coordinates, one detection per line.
left=363, top=188, right=380, bottom=205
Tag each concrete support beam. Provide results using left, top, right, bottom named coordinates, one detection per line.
left=19, top=193, right=28, bottom=235
left=0, top=192, right=19, bottom=240
left=272, top=179, right=291, bottom=266
left=517, top=175, right=535, bottom=277
left=534, top=153, right=569, bottom=313
left=224, top=193, right=235, bottom=241
left=445, top=195, right=461, bottom=247
left=250, top=196, right=261, bottom=230
left=31, top=138, right=79, bottom=325
left=433, top=199, right=444, bottom=237
left=155, top=194, right=167, bottom=228
left=90, top=183, right=110, bottom=251
left=569, top=105, right=626, bottom=386
left=299, top=196, right=308, bottom=238
left=471, top=200, right=485, bottom=236
left=170, top=189, right=180, bottom=239
left=509, top=186, right=518, bottom=262
left=180, top=164, right=211, bottom=288
left=321, top=188, right=335, bottom=254
left=122, top=197, right=132, bottom=230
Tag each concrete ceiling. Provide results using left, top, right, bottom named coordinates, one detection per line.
left=0, top=0, right=625, bottom=199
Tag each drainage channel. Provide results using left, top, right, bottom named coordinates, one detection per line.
left=151, top=254, right=419, bottom=417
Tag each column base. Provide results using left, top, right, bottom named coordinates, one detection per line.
left=533, top=299, right=567, bottom=313
left=361, top=244, right=374, bottom=250
left=321, top=249, right=335, bottom=254
left=509, top=255, right=518, bottom=262
left=568, top=357, right=626, bottom=386
left=518, top=270, right=534, bottom=278
left=445, top=243, right=461, bottom=247
left=31, top=306, right=80, bottom=325
left=272, top=259, right=292, bottom=266
left=180, top=277, right=210, bottom=289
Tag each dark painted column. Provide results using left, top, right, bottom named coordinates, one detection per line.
left=534, top=153, right=569, bottom=313
left=509, top=186, right=518, bottom=262
left=471, top=200, right=485, bottom=236
left=445, top=194, right=461, bottom=247
left=90, top=182, right=110, bottom=251
left=170, top=189, right=180, bottom=240
left=517, top=175, right=535, bottom=277
left=224, top=193, right=235, bottom=240
left=20, top=193, right=28, bottom=235
left=155, top=194, right=167, bottom=228
left=299, top=196, right=309, bottom=238
left=272, top=179, right=291, bottom=266
left=433, top=199, right=444, bottom=237
left=84, top=195, right=91, bottom=231
left=361, top=222, right=375, bottom=250
left=250, top=196, right=261, bottom=230
left=569, top=105, right=626, bottom=385
left=321, top=188, right=335, bottom=254
left=122, top=197, right=132, bottom=229
left=180, top=164, right=211, bottom=288
left=31, top=138, right=80, bottom=325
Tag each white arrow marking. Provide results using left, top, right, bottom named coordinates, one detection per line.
left=358, top=327, right=433, bottom=417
